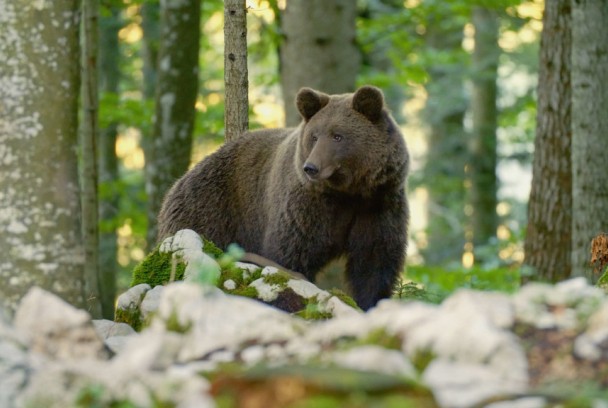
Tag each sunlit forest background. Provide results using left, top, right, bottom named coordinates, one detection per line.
left=103, top=0, right=541, bottom=291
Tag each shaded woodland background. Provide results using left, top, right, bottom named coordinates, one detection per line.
left=1, top=0, right=607, bottom=318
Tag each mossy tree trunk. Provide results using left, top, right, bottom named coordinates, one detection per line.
left=145, top=0, right=201, bottom=248
left=279, top=0, right=360, bottom=126
left=469, top=7, right=500, bottom=259
left=0, top=0, right=92, bottom=313
left=524, top=0, right=572, bottom=282
left=224, top=0, right=249, bottom=141
left=571, top=0, right=608, bottom=280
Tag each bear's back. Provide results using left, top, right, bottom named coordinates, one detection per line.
left=157, top=127, right=295, bottom=249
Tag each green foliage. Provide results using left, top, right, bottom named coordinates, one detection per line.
left=404, top=264, right=520, bottom=303
left=75, top=384, right=137, bottom=408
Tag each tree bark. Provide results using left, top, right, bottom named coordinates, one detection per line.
left=571, top=0, right=608, bottom=280
left=280, top=0, right=360, bottom=126
left=470, top=7, right=500, bottom=254
left=81, top=0, right=103, bottom=318
left=523, top=0, right=572, bottom=282
left=141, top=2, right=160, bottom=101
left=0, top=0, right=89, bottom=313
left=224, top=0, right=249, bottom=141
left=145, top=0, right=201, bottom=247
left=422, top=16, right=467, bottom=265
left=98, top=4, right=122, bottom=317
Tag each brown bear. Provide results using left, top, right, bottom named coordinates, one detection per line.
left=157, top=85, right=409, bottom=310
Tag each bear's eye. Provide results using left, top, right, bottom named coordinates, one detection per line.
left=332, top=134, right=343, bottom=142
left=311, top=135, right=318, bottom=142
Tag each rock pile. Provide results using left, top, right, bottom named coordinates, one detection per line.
left=1, top=276, right=608, bottom=407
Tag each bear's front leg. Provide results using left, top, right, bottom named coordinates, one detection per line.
left=346, top=208, right=407, bottom=311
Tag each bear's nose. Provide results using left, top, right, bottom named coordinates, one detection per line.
left=303, top=163, right=319, bottom=177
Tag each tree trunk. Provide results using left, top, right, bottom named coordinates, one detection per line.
left=0, top=0, right=90, bottom=313
left=145, top=0, right=201, bottom=247
left=98, top=5, right=122, bottom=317
left=470, top=7, right=500, bottom=255
left=224, top=0, right=249, bottom=141
left=523, top=0, right=572, bottom=282
left=571, top=0, right=608, bottom=280
left=280, top=0, right=360, bottom=126
left=422, top=17, right=467, bottom=265
left=141, top=2, right=160, bottom=100
left=81, top=0, right=103, bottom=318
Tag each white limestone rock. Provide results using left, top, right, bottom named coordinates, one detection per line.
left=150, top=282, right=304, bottom=362
left=116, top=283, right=151, bottom=312
left=574, top=300, right=608, bottom=361
left=404, top=290, right=528, bottom=388
left=93, top=319, right=136, bottom=339
left=423, top=360, right=528, bottom=408
left=249, top=278, right=281, bottom=302
left=328, top=345, right=417, bottom=378
left=0, top=307, right=30, bottom=408
left=514, top=278, right=605, bottom=330
left=159, top=229, right=220, bottom=283
left=14, top=287, right=107, bottom=360
left=140, top=285, right=165, bottom=320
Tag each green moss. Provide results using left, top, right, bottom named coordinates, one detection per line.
left=130, top=234, right=224, bottom=289
left=411, top=349, right=436, bottom=373
left=597, top=267, right=608, bottom=293
left=202, top=237, right=224, bottom=259
left=114, top=307, right=143, bottom=332
left=131, top=249, right=186, bottom=287
left=295, top=298, right=333, bottom=320
left=328, top=288, right=360, bottom=310
left=164, top=310, right=192, bottom=334
left=231, top=286, right=259, bottom=299
left=359, top=328, right=402, bottom=350
left=262, top=271, right=290, bottom=287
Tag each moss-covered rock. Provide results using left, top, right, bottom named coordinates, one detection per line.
left=127, top=231, right=360, bottom=319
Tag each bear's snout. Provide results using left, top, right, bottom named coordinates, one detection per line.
left=303, top=163, right=319, bottom=178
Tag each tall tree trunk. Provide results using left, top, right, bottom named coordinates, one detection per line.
left=571, top=0, right=608, bottom=280
left=0, top=0, right=91, bottom=313
left=224, top=0, right=248, bottom=141
left=422, top=17, right=467, bottom=265
left=81, top=0, right=103, bottom=318
left=470, top=7, right=500, bottom=256
left=98, top=5, right=122, bottom=317
left=141, top=2, right=160, bottom=101
left=280, top=0, right=360, bottom=126
left=145, top=0, right=201, bottom=247
left=524, top=0, right=572, bottom=282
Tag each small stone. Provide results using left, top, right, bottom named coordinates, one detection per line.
left=116, top=283, right=151, bottom=311
left=241, top=345, right=266, bottom=365
left=261, top=266, right=279, bottom=276
left=223, top=279, right=237, bottom=290
left=92, top=320, right=136, bottom=339
left=287, top=279, right=324, bottom=299
left=249, top=278, right=280, bottom=302
left=329, top=345, right=416, bottom=378
left=140, top=285, right=164, bottom=320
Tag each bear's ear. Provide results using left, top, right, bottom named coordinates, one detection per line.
left=296, top=88, right=330, bottom=121
left=352, top=86, right=384, bottom=123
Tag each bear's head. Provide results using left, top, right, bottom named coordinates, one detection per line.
left=295, top=86, right=408, bottom=196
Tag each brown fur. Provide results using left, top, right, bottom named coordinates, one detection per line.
left=157, top=86, right=409, bottom=310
